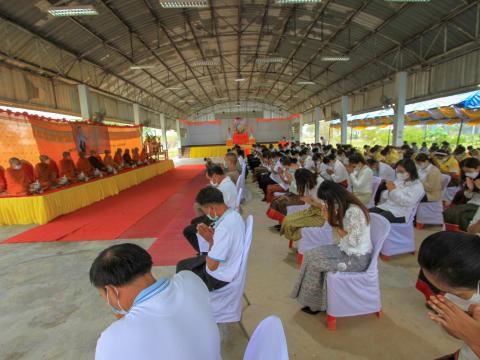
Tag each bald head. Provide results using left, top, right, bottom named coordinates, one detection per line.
left=9, top=157, right=21, bottom=168
left=39, top=155, right=49, bottom=163
left=63, top=151, right=71, bottom=159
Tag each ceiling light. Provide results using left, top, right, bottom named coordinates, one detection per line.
left=236, top=104, right=242, bottom=106
left=275, top=0, right=322, bottom=3
left=166, top=87, right=182, bottom=90
left=384, top=0, right=429, bottom=2
left=48, top=5, right=98, bottom=17
left=321, top=56, right=350, bottom=61
left=214, top=98, right=229, bottom=101
left=297, top=81, right=316, bottom=85
left=235, top=76, right=246, bottom=82
left=191, top=59, right=219, bottom=67
left=130, top=65, right=157, bottom=70
left=255, top=57, right=284, bottom=64
left=159, top=1, right=209, bottom=8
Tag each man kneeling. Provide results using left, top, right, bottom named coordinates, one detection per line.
left=90, top=243, right=221, bottom=360
left=177, top=186, right=245, bottom=291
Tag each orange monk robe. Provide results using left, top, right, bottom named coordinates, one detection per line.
left=21, top=160, right=35, bottom=182
left=48, top=160, right=60, bottom=178
left=59, top=159, right=77, bottom=181
left=0, top=166, right=6, bottom=192
left=76, top=157, right=94, bottom=177
left=132, top=152, right=140, bottom=163
left=140, top=149, right=148, bottom=162
left=103, top=154, right=115, bottom=167
left=5, top=166, right=31, bottom=195
left=34, top=162, right=57, bottom=189
left=114, top=153, right=123, bottom=167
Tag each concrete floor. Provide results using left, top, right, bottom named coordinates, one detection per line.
left=0, top=160, right=462, bottom=359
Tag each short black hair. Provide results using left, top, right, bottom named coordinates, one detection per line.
left=415, top=153, right=430, bottom=162
left=89, top=243, right=153, bottom=288
left=395, top=158, right=418, bottom=180
left=366, top=158, right=378, bottom=166
left=195, top=186, right=224, bottom=205
left=348, top=152, right=366, bottom=165
left=418, top=231, right=480, bottom=289
left=206, top=164, right=225, bottom=177
left=462, top=157, right=480, bottom=169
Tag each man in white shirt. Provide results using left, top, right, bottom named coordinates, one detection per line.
left=321, top=154, right=349, bottom=186
left=183, top=165, right=238, bottom=252
left=347, top=153, right=374, bottom=205
left=367, top=158, right=395, bottom=181
left=177, top=186, right=245, bottom=291
left=91, top=243, right=221, bottom=360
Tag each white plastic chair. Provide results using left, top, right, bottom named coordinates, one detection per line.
left=380, top=193, right=424, bottom=259
left=243, top=316, right=289, bottom=360
left=326, top=213, right=391, bottom=330
left=235, top=187, right=244, bottom=212
left=297, top=224, right=333, bottom=264
left=416, top=174, right=450, bottom=227
left=366, top=176, right=383, bottom=209
left=443, top=185, right=461, bottom=203
left=209, top=216, right=253, bottom=336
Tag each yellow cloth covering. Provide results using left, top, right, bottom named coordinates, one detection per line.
left=189, top=145, right=252, bottom=158
left=0, top=160, right=174, bottom=225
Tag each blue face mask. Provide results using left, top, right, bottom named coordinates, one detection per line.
left=206, top=208, right=219, bottom=221
left=106, top=287, right=128, bottom=315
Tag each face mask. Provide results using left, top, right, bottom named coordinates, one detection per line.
left=465, top=171, right=479, bottom=179
left=206, top=208, right=219, bottom=221
left=209, top=179, right=217, bottom=187
left=445, top=281, right=480, bottom=311
left=106, top=287, right=128, bottom=315
left=396, top=172, right=409, bottom=181
left=13, top=164, right=21, bottom=170
left=355, top=165, right=362, bottom=171
left=417, top=163, right=428, bottom=170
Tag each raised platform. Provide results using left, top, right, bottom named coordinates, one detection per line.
left=0, top=160, right=174, bottom=225
left=188, top=145, right=252, bottom=158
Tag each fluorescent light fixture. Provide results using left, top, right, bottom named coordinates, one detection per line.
left=214, top=98, right=229, bottom=101
left=235, top=76, right=246, bottom=82
left=255, top=57, right=284, bottom=64
left=159, top=1, right=209, bottom=8
left=321, top=56, right=350, bottom=61
left=191, top=59, right=219, bottom=67
left=297, top=81, right=316, bottom=85
left=236, top=104, right=242, bottom=106
left=130, top=65, right=157, bottom=70
left=276, top=0, right=322, bottom=3
left=166, top=87, right=182, bottom=90
left=48, top=5, right=98, bottom=17
left=385, top=0, right=429, bottom=2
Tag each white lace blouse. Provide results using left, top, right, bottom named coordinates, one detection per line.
left=336, top=205, right=372, bottom=256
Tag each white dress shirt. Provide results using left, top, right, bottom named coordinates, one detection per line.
left=95, top=271, right=221, bottom=360
left=332, top=159, right=349, bottom=184
left=349, top=165, right=373, bottom=194
left=207, top=209, right=245, bottom=283
left=303, top=156, right=315, bottom=172
left=378, top=179, right=425, bottom=220
left=217, top=176, right=238, bottom=209
left=337, top=205, right=372, bottom=256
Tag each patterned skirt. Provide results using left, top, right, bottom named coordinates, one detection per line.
left=280, top=206, right=325, bottom=241
left=291, top=245, right=372, bottom=311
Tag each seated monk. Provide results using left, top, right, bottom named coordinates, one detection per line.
left=59, top=151, right=77, bottom=182
left=132, top=148, right=141, bottom=164
left=0, top=166, right=6, bottom=193
left=114, top=148, right=124, bottom=168
left=77, top=151, right=94, bottom=177
left=123, top=149, right=134, bottom=166
left=34, top=155, right=57, bottom=190
left=20, top=159, right=35, bottom=181
left=103, top=149, right=115, bottom=168
left=5, top=157, right=33, bottom=195
left=48, top=158, right=59, bottom=178
left=140, top=147, right=148, bottom=163
left=88, top=150, right=107, bottom=172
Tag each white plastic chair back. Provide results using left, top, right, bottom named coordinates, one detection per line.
left=366, top=176, right=382, bottom=208
left=286, top=204, right=310, bottom=215
left=236, top=172, right=245, bottom=192
left=326, top=214, right=390, bottom=317
left=243, top=316, right=289, bottom=360
left=235, top=188, right=243, bottom=212
left=416, top=174, right=450, bottom=226
left=298, top=223, right=334, bottom=255
left=381, top=192, right=424, bottom=256
left=210, top=215, right=253, bottom=323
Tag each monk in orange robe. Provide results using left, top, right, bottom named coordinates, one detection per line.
left=5, top=157, right=32, bottom=195
left=34, top=155, right=57, bottom=190
left=76, top=151, right=94, bottom=177
left=132, top=148, right=140, bottom=164
left=59, top=151, right=77, bottom=181
left=140, top=147, right=148, bottom=163
left=21, top=160, right=35, bottom=182
left=114, top=148, right=124, bottom=168
left=48, top=159, right=60, bottom=178
left=103, top=149, right=115, bottom=168
left=0, top=166, right=6, bottom=193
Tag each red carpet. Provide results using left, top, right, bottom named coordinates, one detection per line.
left=3, top=165, right=207, bottom=259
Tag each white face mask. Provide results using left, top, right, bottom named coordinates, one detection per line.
left=465, top=171, right=479, bottom=179
left=13, top=164, right=22, bottom=170
left=445, top=281, right=480, bottom=311
left=396, top=172, right=409, bottom=181
left=209, top=180, right=217, bottom=187
left=416, top=163, right=428, bottom=170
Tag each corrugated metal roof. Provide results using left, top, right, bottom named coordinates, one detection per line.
left=0, top=0, right=478, bottom=116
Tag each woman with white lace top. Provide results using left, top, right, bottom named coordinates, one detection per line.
left=291, top=180, right=372, bottom=314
